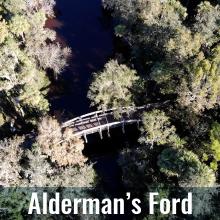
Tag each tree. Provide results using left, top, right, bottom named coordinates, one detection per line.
left=9, top=15, right=30, bottom=39
left=158, top=147, right=216, bottom=187
left=1, top=0, right=27, bottom=14
left=24, top=10, right=71, bottom=76
left=178, top=47, right=220, bottom=112
left=50, top=134, right=86, bottom=167
left=0, top=0, right=70, bottom=132
left=23, top=147, right=96, bottom=187
left=165, top=27, right=202, bottom=61
left=37, top=117, right=86, bottom=167
left=194, top=1, right=220, bottom=45
left=0, top=136, right=24, bottom=186
left=103, top=0, right=188, bottom=62
left=52, top=164, right=96, bottom=187
left=151, top=62, right=184, bottom=95
left=0, top=188, right=30, bottom=220
left=0, top=119, right=95, bottom=187
left=88, top=59, right=139, bottom=111
left=139, top=110, right=183, bottom=148
left=0, top=41, right=20, bottom=91
left=103, top=0, right=187, bottom=27
left=152, top=45, right=220, bottom=113
left=210, top=122, right=220, bottom=161
left=37, top=116, right=62, bottom=148
left=26, top=0, right=56, bottom=17
left=23, top=148, right=55, bottom=187
left=202, top=122, right=220, bottom=171
left=34, top=44, right=71, bottom=76
left=104, top=0, right=220, bottom=113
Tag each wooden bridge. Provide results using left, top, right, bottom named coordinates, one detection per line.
left=62, top=102, right=167, bottom=142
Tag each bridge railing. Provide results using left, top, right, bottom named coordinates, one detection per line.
left=61, top=101, right=170, bottom=142
left=62, top=101, right=170, bottom=128
left=62, top=105, right=138, bottom=128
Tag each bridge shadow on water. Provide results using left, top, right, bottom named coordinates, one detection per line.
left=83, top=124, right=140, bottom=219
left=84, top=124, right=140, bottom=191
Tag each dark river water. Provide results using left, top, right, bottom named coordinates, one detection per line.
left=48, top=0, right=118, bottom=187
left=48, top=0, right=114, bottom=116
left=48, top=2, right=139, bottom=213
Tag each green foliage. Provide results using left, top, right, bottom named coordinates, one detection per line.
left=139, top=110, right=183, bottom=148
left=88, top=59, right=139, bottom=111
left=0, top=188, right=30, bottom=220
left=209, top=122, right=220, bottom=161
left=0, top=0, right=70, bottom=131
left=100, top=0, right=220, bottom=191
left=178, top=48, right=220, bottom=112
left=165, top=27, right=202, bottom=60
left=115, top=25, right=127, bottom=37
left=143, top=186, right=170, bottom=220
left=194, top=1, right=220, bottom=44
left=103, top=0, right=187, bottom=27
left=24, top=147, right=96, bottom=187
left=210, top=160, right=218, bottom=171
left=102, top=0, right=220, bottom=194
left=103, top=0, right=189, bottom=62
left=152, top=46, right=220, bottom=113
left=151, top=62, right=183, bottom=95
left=9, top=15, right=30, bottom=38
left=106, top=0, right=220, bottom=115
left=158, top=148, right=216, bottom=187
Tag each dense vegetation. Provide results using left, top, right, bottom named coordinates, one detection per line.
left=0, top=0, right=96, bottom=189
left=0, top=0, right=70, bottom=134
left=0, top=0, right=220, bottom=219
left=88, top=0, right=220, bottom=189
left=0, top=2, right=99, bottom=218
left=88, top=0, right=220, bottom=217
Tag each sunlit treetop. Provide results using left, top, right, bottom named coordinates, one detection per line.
left=88, top=59, right=139, bottom=111
left=0, top=0, right=70, bottom=128
left=178, top=46, right=220, bottom=112
left=103, top=0, right=187, bottom=27
left=139, top=109, right=184, bottom=148
left=0, top=0, right=55, bottom=16
left=194, top=1, right=220, bottom=44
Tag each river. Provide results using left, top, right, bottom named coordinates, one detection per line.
left=48, top=0, right=114, bottom=116
left=48, top=1, right=139, bottom=210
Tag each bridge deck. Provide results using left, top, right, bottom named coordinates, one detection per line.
left=62, top=102, right=168, bottom=142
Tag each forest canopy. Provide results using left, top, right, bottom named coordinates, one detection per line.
left=0, top=0, right=70, bottom=134
left=0, top=0, right=96, bottom=190
left=0, top=0, right=220, bottom=218
left=87, top=0, right=220, bottom=192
